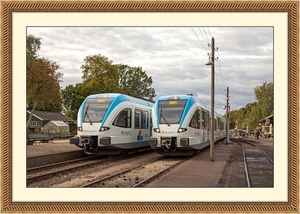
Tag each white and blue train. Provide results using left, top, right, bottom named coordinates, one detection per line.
left=70, top=93, right=154, bottom=155
left=149, top=95, right=226, bottom=156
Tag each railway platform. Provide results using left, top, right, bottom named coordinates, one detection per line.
left=26, top=139, right=86, bottom=168
left=26, top=139, right=81, bottom=157
left=146, top=137, right=273, bottom=188
left=146, top=141, right=234, bottom=187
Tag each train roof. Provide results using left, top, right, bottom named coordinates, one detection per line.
left=154, top=94, right=225, bottom=117
left=85, top=93, right=154, bottom=107
left=155, top=94, right=209, bottom=109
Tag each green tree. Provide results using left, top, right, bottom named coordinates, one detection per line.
left=81, top=54, right=120, bottom=94
left=254, top=81, right=273, bottom=117
left=62, top=54, right=156, bottom=120
left=62, top=83, right=87, bottom=120
left=228, top=82, right=273, bottom=131
left=229, top=109, right=239, bottom=129
left=117, top=64, right=156, bottom=99
left=27, top=35, right=41, bottom=66
left=42, top=93, right=63, bottom=112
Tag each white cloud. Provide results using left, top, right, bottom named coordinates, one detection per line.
left=27, top=26, right=273, bottom=114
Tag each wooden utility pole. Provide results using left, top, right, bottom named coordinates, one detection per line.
left=208, top=37, right=215, bottom=162
left=226, top=86, right=230, bottom=144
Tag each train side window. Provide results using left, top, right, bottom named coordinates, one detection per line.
left=113, top=108, right=131, bottom=128
left=220, top=119, right=224, bottom=130
left=217, top=117, right=223, bottom=130
left=189, top=110, right=201, bottom=129
left=214, top=119, right=217, bottom=131
left=150, top=111, right=152, bottom=128
left=201, top=110, right=209, bottom=130
left=142, top=111, right=148, bottom=129
left=135, top=110, right=141, bottom=129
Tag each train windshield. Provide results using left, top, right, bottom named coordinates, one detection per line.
left=83, top=98, right=114, bottom=123
left=158, top=100, right=187, bottom=124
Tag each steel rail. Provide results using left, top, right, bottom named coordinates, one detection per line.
left=80, top=156, right=166, bottom=187
left=27, top=148, right=154, bottom=185
left=133, top=151, right=200, bottom=187
left=242, top=140, right=273, bottom=164
left=231, top=139, right=251, bottom=187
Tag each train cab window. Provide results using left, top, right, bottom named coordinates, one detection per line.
left=201, top=110, right=209, bottom=130
left=158, top=100, right=187, bottom=124
left=135, top=110, right=141, bottom=129
left=84, top=98, right=114, bottom=123
left=189, top=110, right=201, bottom=129
left=113, top=108, right=131, bottom=128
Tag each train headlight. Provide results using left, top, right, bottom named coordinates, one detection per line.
left=99, top=126, right=110, bottom=132
left=153, top=128, right=160, bottom=133
left=77, top=127, right=83, bottom=132
left=178, top=128, right=187, bottom=133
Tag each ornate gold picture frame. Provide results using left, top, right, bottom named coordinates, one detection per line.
left=1, top=1, right=298, bottom=213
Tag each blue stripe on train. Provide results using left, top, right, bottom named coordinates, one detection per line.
left=78, top=93, right=153, bottom=126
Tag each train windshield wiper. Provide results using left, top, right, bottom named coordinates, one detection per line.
left=160, top=108, right=170, bottom=126
left=84, top=104, right=93, bottom=125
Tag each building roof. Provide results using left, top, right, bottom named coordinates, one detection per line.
left=47, top=120, right=69, bottom=126
left=259, top=114, right=274, bottom=123
left=27, top=110, right=74, bottom=122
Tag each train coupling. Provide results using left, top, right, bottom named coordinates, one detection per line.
left=70, top=136, right=84, bottom=148
left=162, top=137, right=177, bottom=152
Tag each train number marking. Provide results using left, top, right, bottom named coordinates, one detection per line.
left=169, top=101, right=178, bottom=105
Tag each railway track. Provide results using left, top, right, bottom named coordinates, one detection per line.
left=27, top=148, right=153, bottom=187
left=27, top=156, right=107, bottom=186
left=81, top=152, right=198, bottom=188
left=216, top=138, right=273, bottom=187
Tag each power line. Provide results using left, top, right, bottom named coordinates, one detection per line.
left=193, top=27, right=226, bottom=108
left=207, top=27, right=213, bottom=38
left=203, top=28, right=226, bottom=95
left=215, top=50, right=227, bottom=91
left=202, top=27, right=210, bottom=43
left=197, top=27, right=210, bottom=44
left=191, top=27, right=209, bottom=53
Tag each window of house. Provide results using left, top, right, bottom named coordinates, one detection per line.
left=30, top=121, right=37, bottom=127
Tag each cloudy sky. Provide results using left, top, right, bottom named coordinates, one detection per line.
left=27, top=27, right=273, bottom=114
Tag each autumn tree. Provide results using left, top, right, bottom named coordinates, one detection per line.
left=27, top=57, right=63, bottom=126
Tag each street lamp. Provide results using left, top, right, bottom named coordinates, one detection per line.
left=206, top=37, right=215, bottom=162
